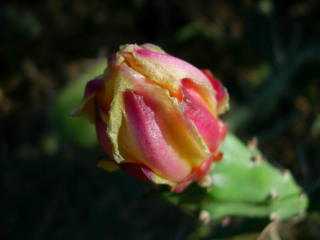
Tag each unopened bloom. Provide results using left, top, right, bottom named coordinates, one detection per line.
left=76, top=43, right=229, bottom=192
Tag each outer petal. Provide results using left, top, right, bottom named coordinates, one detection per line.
left=84, top=77, right=103, bottom=98
left=72, top=77, right=103, bottom=122
left=95, top=111, right=112, bottom=154
left=181, top=78, right=227, bottom=153
left=202, top=69, right=229, bottom=114
left=105, top=63, right=146, bottom=163
left=123, top=90, right=192, bottom=182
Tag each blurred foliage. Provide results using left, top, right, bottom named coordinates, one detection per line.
left=51, top=59, right=106, bottom=147
left=1, top=0, right=320, bottom=239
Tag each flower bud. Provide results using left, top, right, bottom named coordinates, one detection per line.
left=76, top=44, right=229, bottom=192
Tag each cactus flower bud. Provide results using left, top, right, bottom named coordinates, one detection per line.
left=76, top=44, right=229, bottom=192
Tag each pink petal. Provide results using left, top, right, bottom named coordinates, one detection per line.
left=84, top=77, right=103, bottom=98
left=202, top=69, right=228, bottom=112
left=123, top=90, right=191, bottom=182
left=181, top=78, right=227, bottom=153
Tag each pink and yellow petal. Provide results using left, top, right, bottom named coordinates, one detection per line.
left=105, top=63, right=146, bottom=163
left=135, top=84, right=210, bottom=167
left=119, top=44, right=212, bottom=95
left=118, top=115, right=146, bottom=164
left=181, top=79, right=227, bottom=153
left=123, top=90, right=192, bottom=182
left=180, top=78, right=218, bottom=116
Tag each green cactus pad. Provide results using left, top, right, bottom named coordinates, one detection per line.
left=204, top=134, right=308, bottom=220
left=165, top=134, right=308, bottom=221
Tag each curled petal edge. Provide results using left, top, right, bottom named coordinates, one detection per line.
left=71, top=77, right=103, bottom=122
left=202, top=69, right=229, bottom=114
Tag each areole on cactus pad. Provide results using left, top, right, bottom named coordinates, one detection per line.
left=75, top=43, right=229, bottom=192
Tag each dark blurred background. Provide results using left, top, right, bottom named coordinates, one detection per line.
left=1, top=0, right=320, bottom=239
